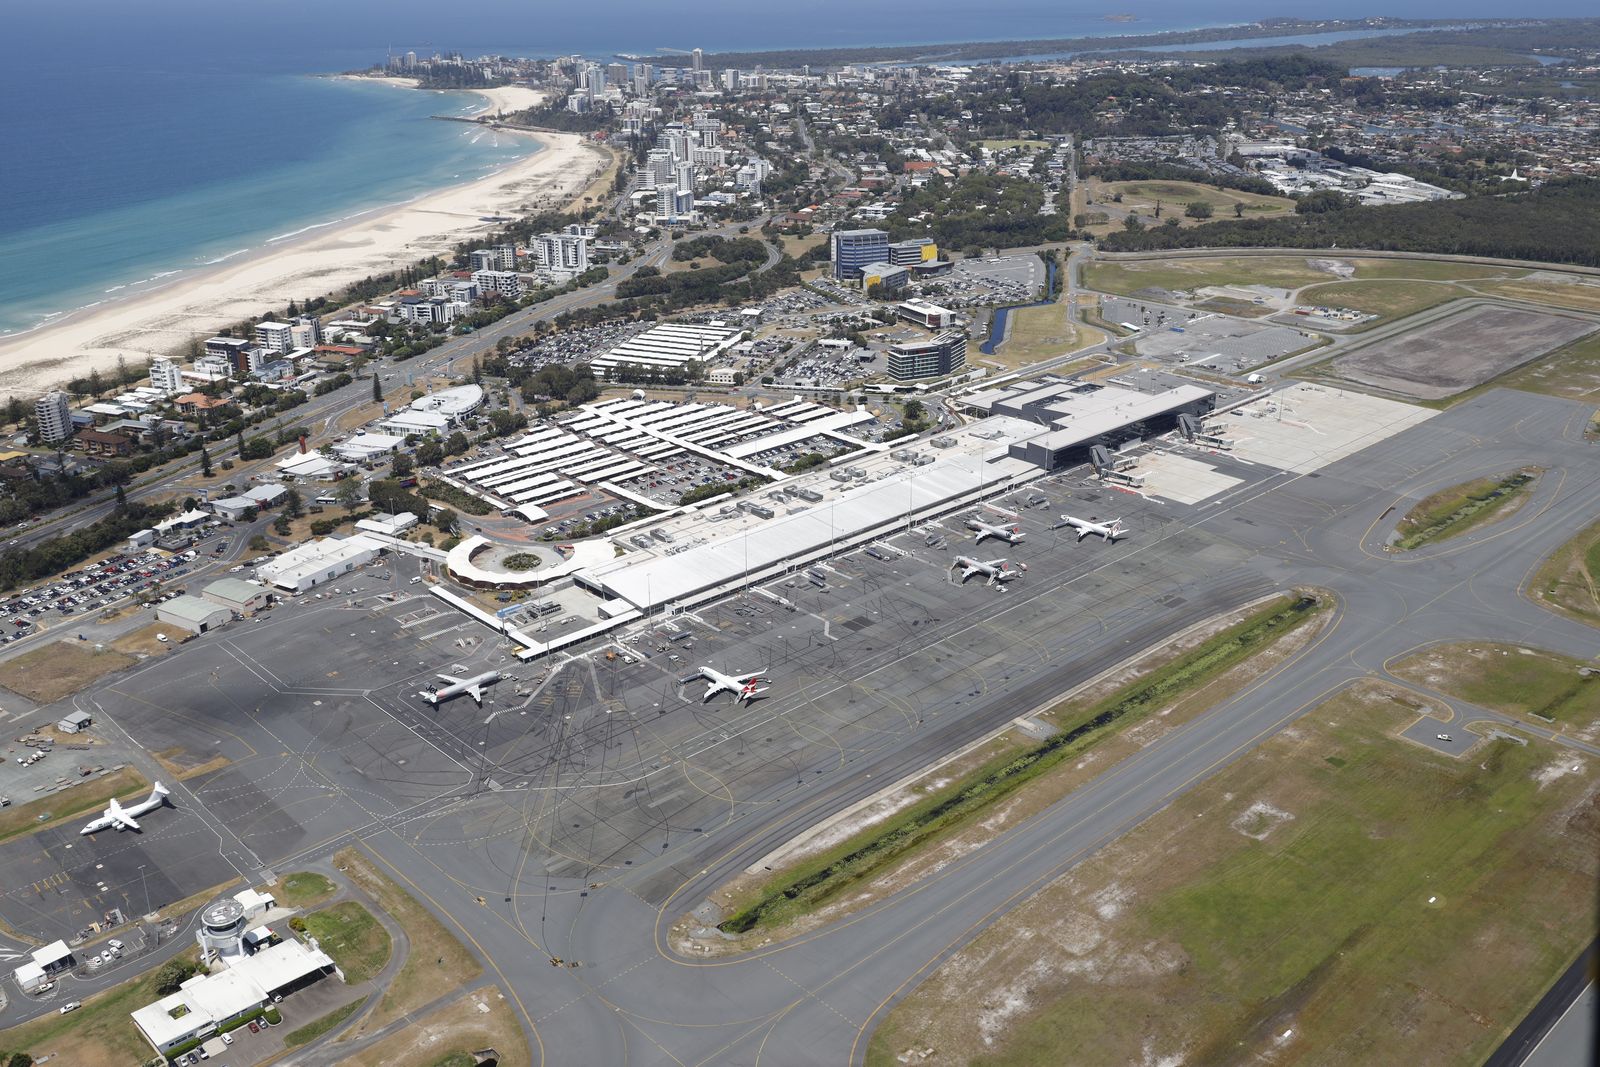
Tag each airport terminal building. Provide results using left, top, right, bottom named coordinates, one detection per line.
left=961, top=381, right=1216, bottom=471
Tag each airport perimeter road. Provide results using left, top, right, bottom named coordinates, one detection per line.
left=245, top=388, right=1599, bottom=1065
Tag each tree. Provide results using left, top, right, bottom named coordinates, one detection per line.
left=1184, top=201, right=1214, bottom=219
left=283, top=487, right=304, bottom=517
left=248, top=534, right=269, bottom=552
left=154, top=958, right=201, bottom=995
left=200, top=445, right=213, bottom=478
left=239, top=437, right=273, bottom=461
left=335, top=478, right=363, bottom=513
left=1122, top=214, right=1143, bottom=232
left=114, top=483, right=128, bottom=511
left=1233, top=202, right=1245, bottom=218
left=444, top=432, right=469, bottom=456
left=432, top=508, right=457, bottom=533
left=392, top=453, right=414, bottom=478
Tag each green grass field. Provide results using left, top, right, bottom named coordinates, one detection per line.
left=991, top=301, right=1093, bottom=367
left=273, top=871, right=336, bottom=908
left=1083, top=256, right=1338, bottom=296
left=867, top=683, right=1600, bottom=1066
left=0, top=949, right=201, bottom=1065
left=300, top=901, right=391, bottom=984
left=1298, top=278, right=1460, bottom=326
left=1391, top=643, right=1600, bottom=731
left=1393, top=469, right=1537, bottom=550
left=1104, top=179, right=1294, bottom=220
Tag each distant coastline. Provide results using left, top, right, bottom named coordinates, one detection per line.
left=0, top=80, right=606, bottom=401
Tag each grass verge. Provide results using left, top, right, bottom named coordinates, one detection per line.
left=866, top=681, right=1600, bottom=1066
left=331, top=988, right=531, bottom=1067
left=301, top=901, right=391, bottom=984
left=1390, top=642, right=1600, bottom=734
left=0, top=948, right=199, bottom=1064
left=719, top=594, right=1326, bottom=935
left=1530, top=516, right=1600, bottom=627
left=1393, top=469, right=1537, bottom=550
left=334, top=846, right=483, bottom=1037
left=1083, top=255, right=1333, bottom=296
left=283, top=997, right=367, bottom=1048
left=0, top=640, right=136, bottom=703
left=0, top=766, right=148, bottom=847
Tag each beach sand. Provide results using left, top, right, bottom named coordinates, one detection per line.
left=0, top=80, right=608, bottom=400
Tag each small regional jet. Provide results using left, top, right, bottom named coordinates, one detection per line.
left=423, top=670, right=501, bottom=706
left=698, top=666, right=770, bottom=704
left=80, top=782, right=170, bottom=835
left=966, top=516, right=1026, bottom=545
left=1057, top=514, right=1129, bottom=542
left=952, top=556, right=1023, bottom=586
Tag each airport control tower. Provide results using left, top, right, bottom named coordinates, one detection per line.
left=195, top=897, right=248, bottom=965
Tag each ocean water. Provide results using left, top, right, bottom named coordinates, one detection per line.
left=3, top=0, right=1591, bottom=338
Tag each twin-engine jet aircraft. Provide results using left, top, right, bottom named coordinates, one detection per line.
left=698, top=666, right=771, bottom=704
left=952, top=556, right=1023, bottom=586
left=1058, top=515, right=1129, bottom=542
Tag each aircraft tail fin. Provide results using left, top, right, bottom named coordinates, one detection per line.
left=151, top=781, right=170, bottom=799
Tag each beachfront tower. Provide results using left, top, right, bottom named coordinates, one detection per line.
left=691, top=48, right=704, bottom=72
left=35, top=391, right=72, bottom=445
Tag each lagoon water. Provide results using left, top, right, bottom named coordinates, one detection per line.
left=3, top=0, right=1589, bottom=338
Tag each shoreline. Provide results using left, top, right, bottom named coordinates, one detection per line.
left=0, top=78, right=589, bottom=401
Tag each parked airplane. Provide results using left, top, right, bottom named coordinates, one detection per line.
left=80, top=782, right=170, bottom=835
left=422, top=670, right=501, bottom=706
left=1058, top=514, right=1129, bottom=542
left=952, top=556, right=1023, bottom=586
left=698, top=666, right=770, bottom=704
left=966, top=517, right=1026, bottom=545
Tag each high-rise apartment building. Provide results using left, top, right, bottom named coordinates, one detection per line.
left=35, top=391, right=72, bottom=444
left=691, top=48, right=703, bottom=71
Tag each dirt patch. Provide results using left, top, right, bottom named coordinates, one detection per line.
left=1332, top=305, right=1596, bottom=400
left=333, top=987, right=531, bottom=1067
left=0, top=640, right=136, bottom=703
left=111, top=621, right=180, bottom=657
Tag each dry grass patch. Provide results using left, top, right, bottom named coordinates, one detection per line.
left=1530, top=516, right=1600, bottom=627
left=1467, top=277, right=1600, bottom=312
left=1491, top=330, right=1600, bottom=403
left=335, top=846, right=483, bottom=1037
left=333, top=987, right=531, bottom=1067
left=1298, top=278, right=1460, bottom=326
left=1084, top=256, right=1335, bottom=296
left=111, top=621, right=179, bottom=657
left=868, top=680, right=1600, bottom=1066
left=0, top=640, right=136, bottom=703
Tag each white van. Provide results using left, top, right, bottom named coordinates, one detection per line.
left=409, top=577, right=423, bottom=585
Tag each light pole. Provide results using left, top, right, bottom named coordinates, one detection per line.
left=138, top=864, right=150, bottom=917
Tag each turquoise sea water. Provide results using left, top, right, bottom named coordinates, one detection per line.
left=3, top=1, right=1588, bottom=338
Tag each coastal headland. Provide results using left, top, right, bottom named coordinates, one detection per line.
left=0, top=79, right=609, bottom=401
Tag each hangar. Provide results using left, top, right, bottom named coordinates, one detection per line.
left=202, top=578, right=272, bottom=615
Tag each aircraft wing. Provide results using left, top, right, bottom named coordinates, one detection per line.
left=466, top=683, right=485, bottom=704
left=732, top=670, right=767, bottom=683
left=703, top=680, right=724, bottom=701
left=110, top=810, right=140, bottom=831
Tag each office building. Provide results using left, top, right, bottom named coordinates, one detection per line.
left=888, top=238, right=939, bottom=266
left=887, top=330, right=967, bottom=381
left=34, top=391, right=72, bottom=444
left=860, top=262, right=910, bottom=295
left=830, top=228, right=890, bottom=280
left=896, top=299, right=957, bottom=329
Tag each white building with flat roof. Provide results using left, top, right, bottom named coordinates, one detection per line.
left=258, top=535, right=382, bottom=593
left=590, top=323, right=743, bottom=378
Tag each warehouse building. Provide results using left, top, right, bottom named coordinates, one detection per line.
left=156, top=595, right=233, bottom=634
left=257, top=535, right=382, bottom=593
left=202, top=578, right=272, bottom=615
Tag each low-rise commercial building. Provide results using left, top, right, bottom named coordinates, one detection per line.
left=156, top=595, right=233, bottom=634
left=202, top=578, right=272, bottom=615
left=258, top=535, right=382, bottom=593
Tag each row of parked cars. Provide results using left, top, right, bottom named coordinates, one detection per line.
left=1, top=549, right=198, bottom=643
